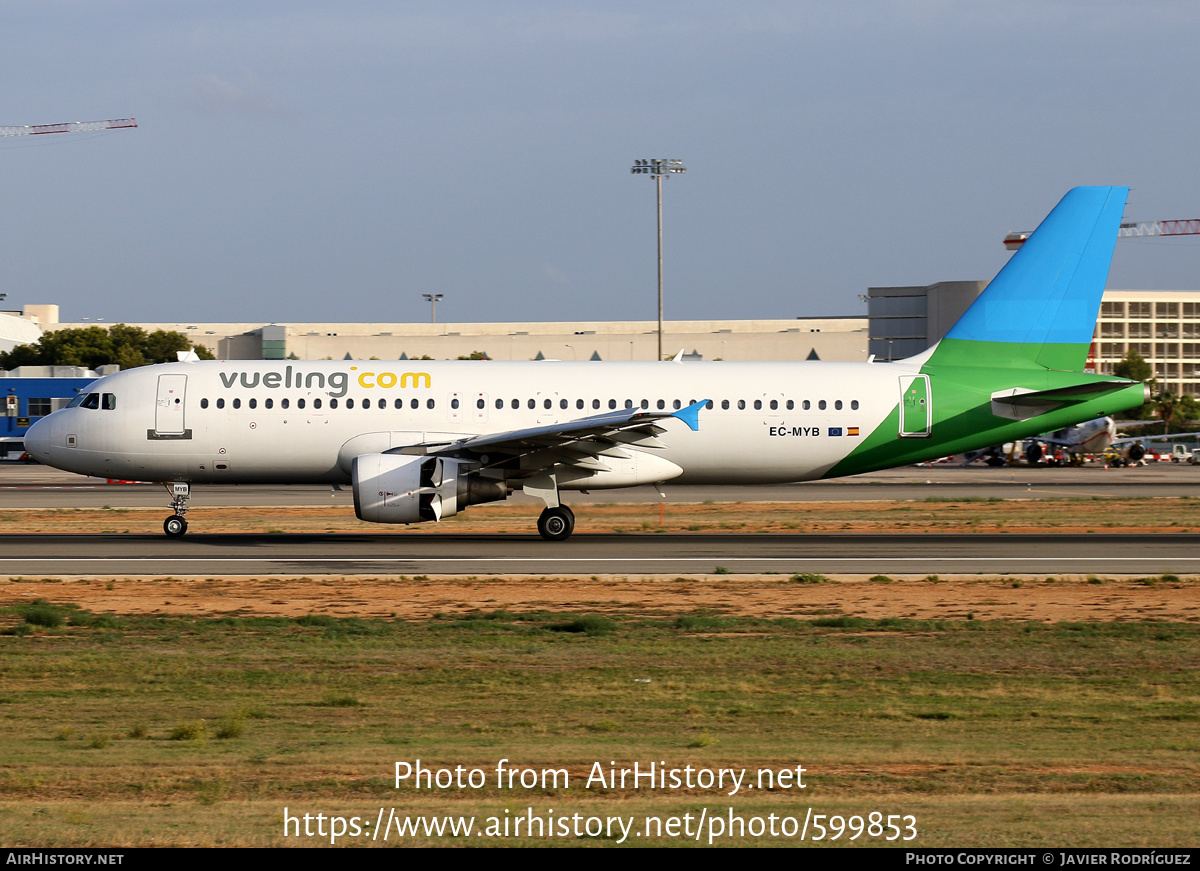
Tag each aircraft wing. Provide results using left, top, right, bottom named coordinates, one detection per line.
left=389, top=399, right=710, bottom=471
left=1112, top=432, right=1197, bottom=446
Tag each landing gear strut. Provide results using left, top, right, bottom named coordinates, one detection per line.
left=163, top=481, right=190, bottom=538
left=537, top=505, right=575, bottom=541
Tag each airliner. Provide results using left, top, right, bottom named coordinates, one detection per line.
left=23, top=187, right=1149, bottom=540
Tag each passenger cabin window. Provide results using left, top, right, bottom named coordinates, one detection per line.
left=232, top=398, right=241, bottom=409
left=200, top=398, right=209, bottom=409
left=217, top=398, right=226, bottom=409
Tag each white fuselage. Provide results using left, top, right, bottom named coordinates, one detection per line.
left=27, top=359, right=915, bottom=486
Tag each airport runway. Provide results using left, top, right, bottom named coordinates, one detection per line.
left=4, top=463, right=1198, bottom=575
left=2, top=462, right=1200, bottom=507
left=2, top=532, right=1197, bottom=576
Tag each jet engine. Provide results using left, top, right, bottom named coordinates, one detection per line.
left=352, top=453, right=505, bottom=524
left=1024, top=442, right=1044, bottom=464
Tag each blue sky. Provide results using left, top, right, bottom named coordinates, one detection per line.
left=1, top=1, right=1198, bottom=325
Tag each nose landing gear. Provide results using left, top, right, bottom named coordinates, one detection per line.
left=163, top=481, right=191, bottom=538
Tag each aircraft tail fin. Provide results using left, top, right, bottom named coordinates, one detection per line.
left=934, top=186, right=1128, bottom=371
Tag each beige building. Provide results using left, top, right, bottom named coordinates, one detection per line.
left=19, top=288, right=1200, bottom=396
left=39, top=314, right=870, bottom=364
left=1094, top=290, right=1200, bottom=395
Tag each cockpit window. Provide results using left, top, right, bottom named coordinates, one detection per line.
left=67, top=394, right=87, bottom=408
left=102, top=393, right=117, bottom=410
left=80, top=393, right=100, bottom=410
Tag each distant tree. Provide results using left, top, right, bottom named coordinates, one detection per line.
left=1155, top=388, right=1181, bottom=433
left=0, top=324, right=213, bottom=370
left=1176, top=395, right=1200, bottom=422
left=456, top=350, right=490, bottom=360
left=1113, top=349, right=1153, bottom=382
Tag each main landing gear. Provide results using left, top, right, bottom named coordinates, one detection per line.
left=537, top=505, right=575, bottom=542
left=163, top=481, right=190, bottom=538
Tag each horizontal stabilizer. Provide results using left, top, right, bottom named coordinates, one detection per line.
left=991, top=380, right=1142, bottom=421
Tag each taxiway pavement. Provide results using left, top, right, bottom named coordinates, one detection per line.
left=2, top=532, right=1196, bottom=576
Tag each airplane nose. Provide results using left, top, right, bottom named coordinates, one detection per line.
left=24, top=415, right=52, bottom=463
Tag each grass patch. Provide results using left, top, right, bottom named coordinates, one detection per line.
left=791, top=572, right=829, bottom=584
left=168, top=721, right=208, bottom=742
left=0, top=605, right=1197, bottom=846
left=549, top=615, right=616, bottom=636
left=16, top=600, right=67, bottom=628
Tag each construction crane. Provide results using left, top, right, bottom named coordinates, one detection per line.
left=0, top=118, right=136, bottom=138
left=1005, top=217, right=1200, bottom=250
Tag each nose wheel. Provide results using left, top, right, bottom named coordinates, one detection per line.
left=537, top=505, right=575, bottom=541
left=163, top=515, right=188, bottom=537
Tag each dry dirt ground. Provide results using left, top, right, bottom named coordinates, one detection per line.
left=3, top=573, right=1197, bottom=625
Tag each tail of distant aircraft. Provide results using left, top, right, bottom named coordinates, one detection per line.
left=930, top=186, right=1129, bottom=371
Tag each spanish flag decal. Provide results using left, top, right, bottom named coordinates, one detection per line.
left=848, top=427, right=860, bottom=436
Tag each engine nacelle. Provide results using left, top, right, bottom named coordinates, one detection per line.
left=1126, top=442, right=1146, bottom=461
left=352, top=453, right=505, bottom=524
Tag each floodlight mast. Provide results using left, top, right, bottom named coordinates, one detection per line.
left=422, top=293, right=444, bottom=324
left=631, top=158, right=686, bottom=361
